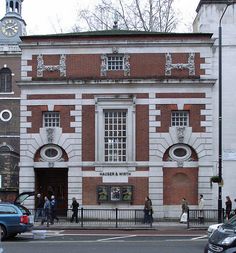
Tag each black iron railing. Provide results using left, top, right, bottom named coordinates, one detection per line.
left=31, top=208, right=153, bottom=228
left=187, top=209, right=225, bottom=228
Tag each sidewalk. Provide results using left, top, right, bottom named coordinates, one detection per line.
left=32, top=220, right=206, bottom=233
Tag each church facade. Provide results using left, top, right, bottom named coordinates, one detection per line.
left=0, top=0, right=26, bottom=201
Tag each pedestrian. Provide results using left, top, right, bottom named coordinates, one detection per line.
left=70, top=197, right=79, bottom=223
left=198, top=194, right=205, bottom=224
left=225, top=196, right=232, bottom=220
left=41, top=196, right=51, bottom=227
left=50, top=195, right=59, bottom=224
left=144, top=196, right=153, bottom=224
left=34, top=193, right=44, bottom=222
left=234, top=199, right=236, bottom=215
left=180, top=197, right=188, bottom=223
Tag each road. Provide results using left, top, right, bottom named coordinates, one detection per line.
left=0, top=230, right=207, bottom=253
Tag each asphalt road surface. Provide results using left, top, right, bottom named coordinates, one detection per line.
left=0, top=230, right=207, bottom=253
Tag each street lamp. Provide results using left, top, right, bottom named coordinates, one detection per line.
left=218, top=0, right=236, bottom=223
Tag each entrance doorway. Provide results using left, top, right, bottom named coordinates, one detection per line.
left=35, top=168, right=68, bottom=216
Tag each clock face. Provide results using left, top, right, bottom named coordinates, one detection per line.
left=1, top=19, right=19, bottom=37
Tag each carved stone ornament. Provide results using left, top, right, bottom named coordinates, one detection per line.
left=37, top=54, right=66, bottom=77
left=177, top=160, right=184, bottom=168
left=124, top=54, right=131, bottom=76
left=100, top=54, right=107, bottom=76
left=176, top=127, right=185, bottom=143
left=46, top=128, right=54, bottom=143
left=112, top=47, right=119, bottom=54
left=165, top=53, right=195, bottom=76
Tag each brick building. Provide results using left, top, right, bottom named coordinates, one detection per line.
left=18, top=29, right=215, bottom=218
left=18, top=0, right=236, bottom=218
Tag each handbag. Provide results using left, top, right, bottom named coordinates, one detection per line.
left=180, top=212, right=187, bottom=223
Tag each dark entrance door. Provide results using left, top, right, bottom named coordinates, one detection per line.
left=35, top=168, right=68, bottom=216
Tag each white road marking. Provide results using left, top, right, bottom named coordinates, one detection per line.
left=97, top=235, right=137, bottom=242
left=191, top=235, right=208, bottom=240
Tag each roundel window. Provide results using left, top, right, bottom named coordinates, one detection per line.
left=0, top=109, right=12, bottom=122
left=40, top=145, right=62, bottom=162
left=169, top=144, right=191, bottom=161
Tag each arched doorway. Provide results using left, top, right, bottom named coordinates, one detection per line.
left=163, top=144, right=199, bottom=205
left=34, top=144, right=69, bottom=216
left=35, top=168, right=68, bottom=216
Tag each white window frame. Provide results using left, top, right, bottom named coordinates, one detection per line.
left=40, top=145, right=63, bottom=162
left=106, top=55, right=124, bottom=71
left=43, top=111, right=60, bottom=127
left=95, top=96, right=135, bottom=163
left=0, top=109, right=12, bottom=122
left=171, top=111, right=189, bottom=127
left=104, top=110, right=127, bottom=162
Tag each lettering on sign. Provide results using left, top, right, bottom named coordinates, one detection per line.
left=99, top=172, right=131, bottom=176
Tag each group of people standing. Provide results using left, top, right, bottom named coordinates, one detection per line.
left=35, top=194, right=59, bottom=227
left=35, top=194, right=80, bottom=227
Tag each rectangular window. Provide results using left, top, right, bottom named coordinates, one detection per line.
left=107, top=56, right=124, bottom=70
left=104, top=110, right=127, bottom=162
left=171, top=111, right=189, bottom=127
left=43, top=112, right=60, bottom=127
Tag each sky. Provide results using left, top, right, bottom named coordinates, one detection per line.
left=0, top=0, right=200, bottom=35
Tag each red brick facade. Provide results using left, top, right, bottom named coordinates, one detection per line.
left=83, top=177, right=148, bottom=205
left=20, top=32, right=213, bottom=216
left=163, top=168, right=198, bottom=205
left=28, top=52, right=204, bottom=80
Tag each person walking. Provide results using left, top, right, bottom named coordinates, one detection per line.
left=144, top=196, right=153, bottom=224
left=70, top=197, right=79, bottom=223
left=34, top=193, right=44, bottom=222
left=198, top=194, right=205, bottom=224
left=41, top=196, right=51, bottom=227
left=50, top=195, right=59, bottom=224
left=225, top=196, right=232, bottom=220
left=180, top=197, right=188, bottom=223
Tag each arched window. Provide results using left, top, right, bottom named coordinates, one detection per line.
left=0, top=68, right=12, bottom=92
left=15, top=2, right=19, bottom=13
left=10, top=1, right=14, bottom=11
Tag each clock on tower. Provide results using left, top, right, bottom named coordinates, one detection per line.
left=0, top=0, right=26, bottom=43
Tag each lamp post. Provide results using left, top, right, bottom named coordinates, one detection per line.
left=218, top=0, right=236, bottom=223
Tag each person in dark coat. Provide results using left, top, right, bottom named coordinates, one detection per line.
left=225, top=196, right=232, bottom=220
left=70, top=197, right=79, bottom=223
left=144, top=196, right=153, bottom=224
left=50, top=195, right=59, bottom=224
left=34, top=193, right=44, bottom=222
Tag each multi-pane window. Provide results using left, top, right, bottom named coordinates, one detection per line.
left=43, top=112, right=60, bottom=127
left=104, top=110, right=127, bottom=162
left=0, top=68, right=12, bottom=93
left=107, top=56, right=124, bottom=70
left=171, top=111, right=189, bottom=127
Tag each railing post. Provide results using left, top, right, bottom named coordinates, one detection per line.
left=115, top=208, right=118, bottom=228
left=81, top=207, right=83, bottom=228
left=187, top=209, right=189, bottom=229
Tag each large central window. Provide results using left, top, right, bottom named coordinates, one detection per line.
left=95, top=96, right=135, bottom=163
left=104, top=110, right=127, bottom=162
